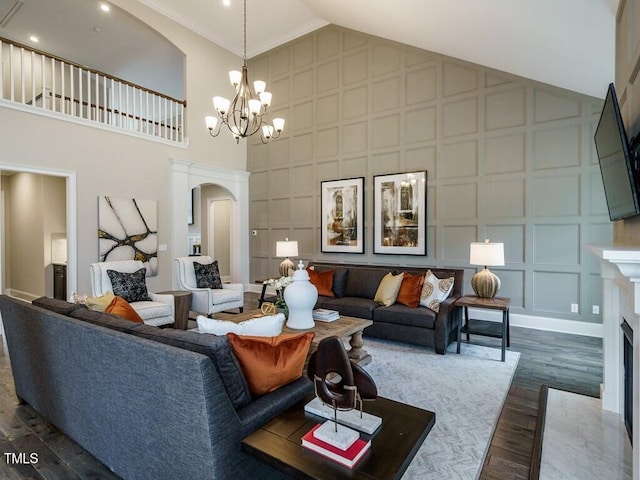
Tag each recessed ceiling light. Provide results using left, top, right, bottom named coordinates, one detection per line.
left=100, top=3, right=110, bottom=12
left=223, top=0, right=231, bottom=6
left=29, top=35, right=39, bottom=43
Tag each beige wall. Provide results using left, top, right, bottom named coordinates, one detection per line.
left=615, top=0, right=640, bottom=243
left=2, top=173, right=65, bottom=298
left=248, top=25, right=612, bottom=323
left=0, top=0, right=247, bottom=294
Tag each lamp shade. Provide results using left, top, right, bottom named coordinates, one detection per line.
left=276, top=240, right=298, bottom=258
left=469, top=240, right=504, bottom=267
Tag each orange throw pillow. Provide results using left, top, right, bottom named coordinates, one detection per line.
left=396, top=272, right=425, bottom=308
left=307, top=268, right=335, bottom=298
left=105, top=296, right=144, bottom=323
left=227, top=332, right=314, bottom=396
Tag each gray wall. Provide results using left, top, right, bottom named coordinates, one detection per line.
left=615, top=0, right=640, bottom=244
left=247, top=25, right=612, bottom=324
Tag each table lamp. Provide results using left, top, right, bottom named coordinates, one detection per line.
left=276, top=238, right=298, bottom=277
left=469, top=239, right=504, bottom=298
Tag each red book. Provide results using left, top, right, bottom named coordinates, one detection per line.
left=301, top=424, right=370, bottom=469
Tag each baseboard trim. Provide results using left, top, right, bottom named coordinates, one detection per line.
left=4, top=289, right=39, bottom=303
left=468, top=308, right=603, bottom=338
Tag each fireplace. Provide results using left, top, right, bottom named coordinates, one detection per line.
left=588, top=244, right=640, bottom=480
left=623, top=319, right=633, bottom=444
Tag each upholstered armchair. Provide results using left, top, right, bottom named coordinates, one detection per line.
left=174, top=256, right=244, bottom=317
left=89, top=260, right=175, bottom=327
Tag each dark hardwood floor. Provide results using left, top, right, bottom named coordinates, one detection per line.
left=0, top=292, right=602, bottom=479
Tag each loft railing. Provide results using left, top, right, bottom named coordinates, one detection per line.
left=0, top=36, right=186, bottom=144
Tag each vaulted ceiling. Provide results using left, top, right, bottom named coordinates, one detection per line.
left=0, top=0, right=619, bottom=99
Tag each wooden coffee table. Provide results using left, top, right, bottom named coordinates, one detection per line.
left=242, top=393, right=435, bottom=480
left=223, top=309, right=373, bottom=365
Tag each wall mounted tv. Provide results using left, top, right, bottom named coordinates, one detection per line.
left=594, top=83, right=640, bottom=221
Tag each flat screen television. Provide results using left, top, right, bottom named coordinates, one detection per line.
left=594, top=83, right=640, bottom=221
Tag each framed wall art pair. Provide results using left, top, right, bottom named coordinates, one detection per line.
left=320, top=171, right=427, bottom=256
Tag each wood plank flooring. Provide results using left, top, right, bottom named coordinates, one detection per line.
left=0, top=292, right=602, bottom=479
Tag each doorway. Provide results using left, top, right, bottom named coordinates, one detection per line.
left=0, top=165, right=77, bottom=304
left=208, top=198, right=231, bottom=282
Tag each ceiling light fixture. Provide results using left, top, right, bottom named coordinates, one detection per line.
left=29, top=35, right=38, bottom=43
left=100, top=3, right=110, bottom=12
left=205, top=0, right=284, bottom=144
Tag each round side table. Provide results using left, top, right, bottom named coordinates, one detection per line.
left=157, top=290, right=192, bottom=330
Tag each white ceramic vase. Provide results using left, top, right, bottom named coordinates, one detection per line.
left=283, top=261, right=318, bottom=329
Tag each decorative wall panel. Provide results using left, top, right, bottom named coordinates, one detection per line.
left=249, top=24, right=613, bottom=323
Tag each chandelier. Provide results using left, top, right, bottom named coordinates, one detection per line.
left=205, top=0, right=284, bottom=144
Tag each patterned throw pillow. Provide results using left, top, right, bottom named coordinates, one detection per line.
left=106, top=268, right=151, bottom=303
left=194, top=260, right=223, bottom=289
left=419, top=270, right=454, bottom=312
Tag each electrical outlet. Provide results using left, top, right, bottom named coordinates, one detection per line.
left=592, top=305, right=600, bottom=315
left=571, top=303, right=579, bottom=313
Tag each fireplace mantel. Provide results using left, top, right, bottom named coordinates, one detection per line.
left=588, top=244, right=640, bottom=480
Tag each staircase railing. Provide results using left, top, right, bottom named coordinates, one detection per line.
left=0, top=36, right=186, bottom=144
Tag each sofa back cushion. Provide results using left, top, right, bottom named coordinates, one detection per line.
left=127, top=326, right=252, bottom=409
left=70, top=307, right=143, bottom=334
left=32, top=296, right=87, bottom=316
left=344, top=268, right=388, bottom=299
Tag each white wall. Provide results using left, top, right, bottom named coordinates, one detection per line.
left=0, top=0, right=248, bottom=294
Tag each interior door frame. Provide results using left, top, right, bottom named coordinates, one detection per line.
left=0, top=163, right=77, bottom=301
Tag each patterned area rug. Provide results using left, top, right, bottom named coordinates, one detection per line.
left=362, top=338, right=520, bottom=480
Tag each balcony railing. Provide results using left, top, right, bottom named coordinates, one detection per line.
left=0, top=37, right=186, bottom=144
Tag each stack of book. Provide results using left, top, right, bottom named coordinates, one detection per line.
left=312, top=309, right=340, bottom=322
left=301, top=423, right=370, bottom=469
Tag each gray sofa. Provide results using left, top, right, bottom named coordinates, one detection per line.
left=309, top=262, right=464, bottom=354
left=0, top=295, right=311, bottom=480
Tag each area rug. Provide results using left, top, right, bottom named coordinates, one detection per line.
left=362, top=338, right=519, bottom=480
left=539, top=388, right=632, bottom=479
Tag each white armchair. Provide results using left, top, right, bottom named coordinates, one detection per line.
left=174, top=256, right=244, bottom=317
left=89, top=260, right=175, bottom=327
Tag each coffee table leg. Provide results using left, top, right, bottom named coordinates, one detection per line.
left=348, top=331, right=371, bottom=366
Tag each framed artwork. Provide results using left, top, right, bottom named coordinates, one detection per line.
left=373, top=171, right=427, bottom=255
left=98, top=196, right=159, bottom=276
left=321, top=177, right=365, bottom=253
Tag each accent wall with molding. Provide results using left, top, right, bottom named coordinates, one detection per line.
left=247, top=24, right=612, bottom=327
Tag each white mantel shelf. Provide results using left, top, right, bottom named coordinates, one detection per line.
left=588, top=244, right=640, bottom=480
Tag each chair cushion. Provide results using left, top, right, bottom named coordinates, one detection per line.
left=420, top=269, right=455, bottom=312
left=227, top=332, right=314, bottom=396
left=196, top=314, right=285, bottom=336
left=396, top=272, right=425, bottom=308
left=374, top=272, right=404, bottom=306
left=210, top=289, right=242, bottom=305
left=194, top=260, right=223, bottom=289
left=105, top=296, right=144, bottom=323
left=107, top=268, right=151, bottom=303
left=132, top=300, right=172, bottom=320
left=307, top=268, right=334, bottom=298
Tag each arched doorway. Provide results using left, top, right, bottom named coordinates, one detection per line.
left=170, top=159, right=250, bottom=287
